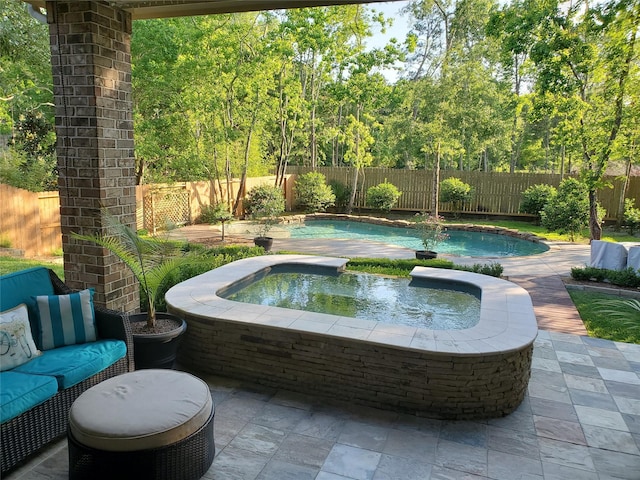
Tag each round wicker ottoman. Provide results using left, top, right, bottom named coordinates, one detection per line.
left=67, top=369, right=215, bottom=480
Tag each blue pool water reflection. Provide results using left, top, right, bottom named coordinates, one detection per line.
left=282, top=220, right=548, bottom=257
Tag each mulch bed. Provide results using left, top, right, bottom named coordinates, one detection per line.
left=188, top=235, right=255, bottom=248
left=562, top=277, right=640, bottom=294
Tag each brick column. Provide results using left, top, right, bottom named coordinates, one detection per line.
left=48, top=1, right=138, bottom=313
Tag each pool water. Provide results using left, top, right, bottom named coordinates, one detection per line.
left=223, top=270, right=480, bottom=330
left=283, top=220, right=547, bottom=257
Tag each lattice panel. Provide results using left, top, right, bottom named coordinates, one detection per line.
left=143, top=188, right=190, bottom=233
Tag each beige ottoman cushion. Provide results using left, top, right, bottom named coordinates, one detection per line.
left=69, top=370, right=213, bottom=452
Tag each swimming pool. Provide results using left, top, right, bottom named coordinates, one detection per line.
left=281, top=219, right=548, bottom=257
left=220, top=266, right=481, bottom=330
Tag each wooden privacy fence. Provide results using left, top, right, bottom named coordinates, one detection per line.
left=139, top=175, right=294, bottom=233
left=1, top=169, right=637, bottom=257
left=288, top=166, right=640, bottom=218
left=0, top=184, right=62, bottom=257
left=1, top=176, right=291, bottom=257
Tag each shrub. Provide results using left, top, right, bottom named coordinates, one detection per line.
left=198, top=202, right=234, bottom=240
left=623, top=198, right=640, bottom=235
left=570, top=266, right=640, bottom=287
left=440, top=178, right=473, bottom=215
left=464, top=262, right=504, bottom=277
left=607, top=268, right=640, bottom=288
left=0, top=235, right=12, bottom=249
left=571, top=266, right=607, bottom=282
left=294, top=172, right=336, bottom=213
left=154, top=245, right=265, bottom=312
left=541, top=178, right=592, bottom=241
left=414, top=212, right=448, bottom=251
left=244, top=184, right=285, bottom=237
left=520, top=184, right=557, bottom=221
left=244, top=184, right=285, bottom=216
left=329, top=180, right=351, bottom=213
left=198, top=202, right=233, bottom=225
left=345, top=257, right=455, bottom=275
left=343, top=258, right=503, bottom=278
left=365, top=181, right=402, bottom=212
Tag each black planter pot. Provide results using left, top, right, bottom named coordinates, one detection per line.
left=128, top=312, right=187, bottom=370
left=254, top=236, right=274, bottom=251
left=415, top=250, right=438, bottom=260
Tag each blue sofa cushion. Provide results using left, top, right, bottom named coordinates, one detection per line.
left=0, top=371, right=58, bottom=424
left=0, top=267, right=55, bottom=347
left=14, top=340, right=127, bottom=389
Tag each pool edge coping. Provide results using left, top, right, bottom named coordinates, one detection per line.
left=225, top=213, right=550, bottom=258
left=165, top=254, right=538, bottom=356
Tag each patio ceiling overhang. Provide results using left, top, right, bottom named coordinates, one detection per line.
left=24, top=0, right=395, bottom=20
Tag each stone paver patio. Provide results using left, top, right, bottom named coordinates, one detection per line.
left=6, top=237, right=640, bottom=479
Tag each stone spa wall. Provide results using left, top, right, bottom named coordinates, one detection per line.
left=167, top=255, right=537, bottom=420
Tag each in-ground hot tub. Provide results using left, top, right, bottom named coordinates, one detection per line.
left=166, top=255, right=538, bottom=420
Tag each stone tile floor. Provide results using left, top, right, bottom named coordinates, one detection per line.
left=7, top=331, right=640, bottom=480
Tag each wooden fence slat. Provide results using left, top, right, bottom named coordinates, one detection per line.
left=2, top=171, right=638, bottom=257
left=288, top=167, right=640, bottom=219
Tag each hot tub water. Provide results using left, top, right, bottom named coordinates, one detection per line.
left=222, top=268, right=480, bottom=330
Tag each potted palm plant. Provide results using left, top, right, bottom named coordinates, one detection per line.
left=414, top=212, right=449, bottom=259
left=244, top=184, right=285, bottom=252
left=72, top=213, right=196, bottom=369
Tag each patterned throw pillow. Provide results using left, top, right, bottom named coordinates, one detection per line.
left=34, top=289, right=97, bottom=350
left=0, top=304, right=41, bottom=371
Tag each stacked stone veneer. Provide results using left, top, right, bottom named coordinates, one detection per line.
left=178, top=316, right=533, bottom=420
left=48, top=1, right=138, bottom=312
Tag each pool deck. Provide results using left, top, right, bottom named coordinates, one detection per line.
left=7, top=229, right=640, bottom=480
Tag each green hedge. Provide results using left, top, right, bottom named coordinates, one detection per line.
left=571, top=266, right=640, bottom=288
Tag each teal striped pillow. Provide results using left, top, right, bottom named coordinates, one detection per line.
left=34, top=289, right=96, bottom=350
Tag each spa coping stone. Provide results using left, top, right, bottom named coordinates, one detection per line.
left=165, top=254, right=538, bottom=356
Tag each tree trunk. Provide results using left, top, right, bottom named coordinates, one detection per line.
left=616, top=156, right=632, bottom=228
left=233, top=97, right=258, bottom=213
left=346, top=167, right=359, bottom=215
left=135, top=158, right=144, bottom=185
left=587, top=8, right=637, bottom=240
left=509, top=114, right=518, bottom=173
left=432, top=143, right=441, bottom=216
left=589, top=190, right=602, bottom=241
left=310, top=103, right=317, bottom=169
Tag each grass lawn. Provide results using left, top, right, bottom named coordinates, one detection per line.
left=444, top=218, right=638, bottom=244
left=0, top=256, right=64, bottom=278
left=568, top=289, right=640, bottom=344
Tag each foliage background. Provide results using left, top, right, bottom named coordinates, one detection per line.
left=1, top=0, right=638, bottom=228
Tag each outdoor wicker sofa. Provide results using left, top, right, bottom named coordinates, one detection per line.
left=0, top=268, right=134, bottom=475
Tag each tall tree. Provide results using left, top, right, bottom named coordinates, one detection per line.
left=528, top=0, right=639, bottom=239
left=0, top=0, right=52, bottom=135
left=132, top=17, right=196, bottom=184
left=487, top=0, right=537, bottom=172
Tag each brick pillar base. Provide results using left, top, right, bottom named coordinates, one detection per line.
left=48, top=1, right=138, bottom=313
